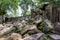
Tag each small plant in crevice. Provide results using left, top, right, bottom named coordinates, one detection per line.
left=37, top=22, right=45, bottom=31
left=37, top=22, right=52, bottom=34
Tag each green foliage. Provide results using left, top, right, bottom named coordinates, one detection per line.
left=14, top=10, right=19, bottom=17
left=0, top=9, right=6, bottom=15
left=19, top=0, right=34, bottom=16
left=0, top=0, right=18, bottom=15
left=0, top=0, right=60, bottom=17
left=36, top=0, right=50, bottom=3
left=38, top=22, right=52, bottom=34
left=38, top=22, right=45, bottom=30
left=55, top=0, right=60, bottom=7
left=0, top=0, right=18, bottom=10
left=26, top=11, right=31, bottom=15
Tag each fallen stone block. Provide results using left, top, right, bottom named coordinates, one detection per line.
left=49, top=34, right=60, bottom=40
left=0, top=26, right=14, bottom=36
left=0, top=24, right=4, bottom=31
left=54, top=22, right=60, bottom=33
left=23, top=32, right=44, bottom=40
left=6, top=33, right=22, bottom=40
left=0, top=38, right=5, bottom=40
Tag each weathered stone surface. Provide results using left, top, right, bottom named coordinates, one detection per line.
left=49, top=34, right=60, bottom=40
left=23, top=33, right=44, bottom=40
left=0, top=26, right=13, bottom=36
left=7, top=33, right=22, bottom=40
left=44, top=19, right=53, bottom=29
left=35, top=17, right=42, bottom=24
left=0, top=38, right=5, bottom=40
left=54, top=22, right=60, bottom=33
left=0, top=16, right=3, bottom=24
left=23, top=34, right=30, bottom=38
left=21, top=25, right=37, bottom=34
left=0, top=24, right=4, bottom=31
left=4, top=23, right=13, bottom=27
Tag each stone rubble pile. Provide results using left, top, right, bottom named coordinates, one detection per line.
left=0, top=17, right=60, bottom=40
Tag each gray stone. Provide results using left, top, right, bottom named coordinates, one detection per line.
left=54, top=22, right=60, bottom=33
left=0, top=24, right=4, bottom=31
left=49, top=34, right=60, bottom=40
left=23, top=33, right=44, bottom=40
left=6, top=33, right=22, bottom=40
left=0, top=26, right=13, bottom=36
